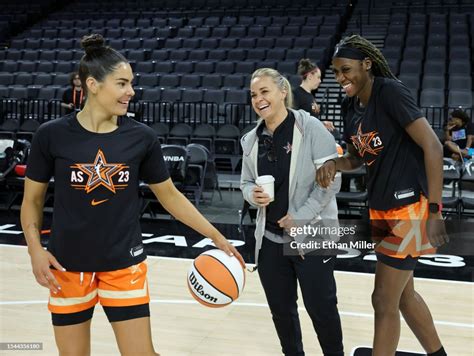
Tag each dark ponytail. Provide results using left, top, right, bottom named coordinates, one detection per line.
left=78, top=34, right=128, bottom=93
left=297, top=58, right=319, bottom=79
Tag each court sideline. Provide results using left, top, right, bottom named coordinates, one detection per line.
left=0, top=245, right=472, bottom=355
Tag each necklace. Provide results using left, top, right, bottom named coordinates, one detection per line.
left=353, top=97, right=366, bottom=116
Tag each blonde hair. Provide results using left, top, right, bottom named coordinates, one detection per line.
left=251, top=68, right=293, bottom=108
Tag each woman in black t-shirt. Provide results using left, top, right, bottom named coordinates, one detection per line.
left=61, top=72, right=85, bottom=114
left=317, top=35, right=448, bottom=356
left=21, top=34, right=243, bottom=356
left=292, top=58, right=336, bottom=132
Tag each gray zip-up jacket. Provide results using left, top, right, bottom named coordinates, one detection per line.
left=240, top=109, right=341, bottom=266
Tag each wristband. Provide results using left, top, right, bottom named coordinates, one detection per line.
left=428, top=202, right=443, bottom=214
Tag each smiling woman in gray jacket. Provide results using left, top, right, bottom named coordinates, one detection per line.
left=240, top=68, right=344, bottom=356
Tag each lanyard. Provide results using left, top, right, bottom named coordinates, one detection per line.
left=73, top=89, right=83, bottom=108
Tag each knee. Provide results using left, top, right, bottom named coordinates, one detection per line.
left=399, top=289, right=418, bottom=311
left=304, top=295, right=338, bottom=320
left=371, top=289, right=399, bottom=315
left=269, top=301, right=298, bottom=320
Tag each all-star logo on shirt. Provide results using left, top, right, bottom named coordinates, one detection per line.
left=283, top=142, right=292, bottom=154
left=70, top=149, right=129, bottom=193
left=351, top=123, right=384, bottom=166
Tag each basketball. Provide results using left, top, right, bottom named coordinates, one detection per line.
left=187, top=249, right=245, bottom=308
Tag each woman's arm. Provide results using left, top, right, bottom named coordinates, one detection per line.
left=148, top=179, right=245, bottom=265
left=316, top=143, right=363, bottom=188
left=283, top=122, right=341, bottom=227
left=60, top=102, right=74, bottom=109
left=405, top=117, right=449, bottom=247
left=21, top=178, right=64, bottom=293
left=466, top=134, right=473, bottom=149
left=240, top=147, right=271, bottom=208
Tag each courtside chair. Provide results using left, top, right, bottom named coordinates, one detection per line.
left=150, top=122, right=169, bottom=144
left=460, top=160, right=474, bottom=216
left=442, top=158, right=462, bottom=216
left=167, top=123, right=193, bottom=146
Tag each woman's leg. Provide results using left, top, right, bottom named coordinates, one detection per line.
left=399, top=275, right=443, bottom=353
left=371, top=260, right=413, bottom=356
left=53, top=319, right=92, bottom=356
left=111, top=316, right=159, bottom=356
left=295, top=256, right=343, bottom=356
left=258, top=239, right=303, bottom=356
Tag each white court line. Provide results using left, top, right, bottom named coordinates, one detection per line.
left=1, top=242, right=473, bottom=329
left=0, top=298, right=472, bottom=329
left=1, top=244, right=473, bottom=285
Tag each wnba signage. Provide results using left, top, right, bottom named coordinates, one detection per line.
left=163, top=155, right=185, bottom=162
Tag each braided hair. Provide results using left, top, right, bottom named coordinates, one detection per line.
left=335, top=35, right=397, bottom=80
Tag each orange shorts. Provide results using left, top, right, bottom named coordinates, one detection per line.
left=369, top=196, right=436, bottom=259
left=48, top=261, right=149, bottom=314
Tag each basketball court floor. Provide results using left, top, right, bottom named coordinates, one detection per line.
left=0, top=179, right=472, bottom=355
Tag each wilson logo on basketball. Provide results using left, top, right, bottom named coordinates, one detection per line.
left=188, top=271, right=218, bottom=303
left=187, top=249, right=245, bottom=308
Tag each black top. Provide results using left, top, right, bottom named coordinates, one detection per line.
left=444, top=121, right=474, bottom=148
left=62, top=88, right=85, bottom=114
left=293, top=86, right=319, bottom=117
left=257, top=111, right=295, bottom=235
left=342, top=77, right=427, bottom=211
left=26, top=113, right=170, bottom=271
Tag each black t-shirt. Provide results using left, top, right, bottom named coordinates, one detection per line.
left=444, top=121, right=474, bottom=148
left=62, top=88, right=85, bottom=114
left=257, top=111, right=295, bottom=235
left=26, top=113, right=170, bottom=271
left=293, top=86, right=319, bottom=117
left=342, top=77, right=427, bottom=210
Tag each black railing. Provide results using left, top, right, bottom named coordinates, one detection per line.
left=1, top=98, right=472, bottom=133
left=171, top=102, right=219, bottom=126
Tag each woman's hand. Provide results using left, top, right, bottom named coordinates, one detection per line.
left=316, top=160, right=336, bottom=188
left=312, top=103, right=321, bottom=115
left=278, top=214, right=296, bottom=233
left=426, top=213, right=449, bottom=248
left=29, top=247, right=65, bottom=294
left=212, top=235, right=246, bottom=268
left=252, top=186, right=272, bottom=207
left=322, top=121, right=335, bottom=131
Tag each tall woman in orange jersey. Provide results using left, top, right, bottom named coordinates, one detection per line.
left=317, top=35, right=449, bottom=356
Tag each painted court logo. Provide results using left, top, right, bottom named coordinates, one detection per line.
left=69, top=149, right=130, bottom=195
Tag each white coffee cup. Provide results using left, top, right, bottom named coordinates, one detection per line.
left=255, top=175, right=275, bottom=202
